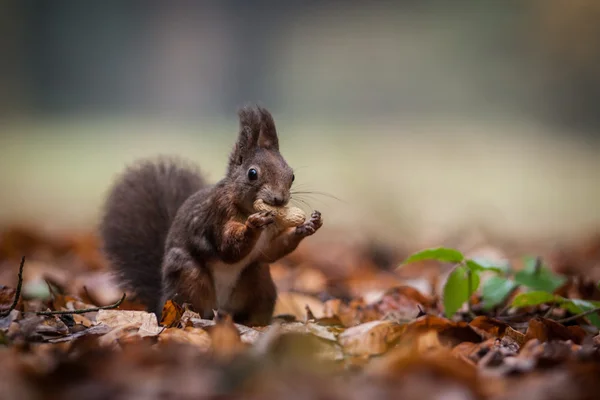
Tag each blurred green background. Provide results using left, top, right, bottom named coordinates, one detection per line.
left=1, top=1, right=599, bottom=246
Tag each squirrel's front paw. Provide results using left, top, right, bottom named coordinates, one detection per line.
left=246, top=211, right=275, bottom=230
left=295, top=210, right=323, bottom=237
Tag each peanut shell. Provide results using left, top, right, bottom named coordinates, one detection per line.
left=253, top=199, right=306, bottom=228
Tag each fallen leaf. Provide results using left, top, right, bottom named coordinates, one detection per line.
left=274, top=292, right=325, bottom=320
left=365, top=339, right=487, bottom=399
left=189, top=317, right=263, bottom=344
left=405, top=315, right=484, bottom=346
left=158, top=327, right=211, bottom=351
left=159, top=300, right=183, bottom=327
left=503, top=325, right=526, bottom=346
left=271, top=321, right=339, bottom=342
left=523, top=317, right=586, bottom=345
left=96, top=309, right=163, bottom=338
left=469, top=316, right=510, bottom=338
left=208, top=313, right=247, bottom=361
left=0, top=285, right=19, bottom=314
left=338, top=320, right=404, bottom=356
left=451, top=341, right=480, bottom=365
left=72, top=314, right=93, bottom=328
left=48, top=324, right=112, bottom=343
left=322, top=298, right=381, bottom=327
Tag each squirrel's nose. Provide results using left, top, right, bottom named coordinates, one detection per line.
left=272, top=196, right=286, bottom=207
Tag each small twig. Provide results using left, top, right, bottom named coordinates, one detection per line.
left=0, top=256, right=26, bottom=318
left=543, top=303, right=557, bottom=319
left=416, top=304, right=427, bottom=318
left=556, top=306, right=600, bottom=325
left=495, top=312, right=533, bottom=322
left=36, top=293, right=126, bottom=316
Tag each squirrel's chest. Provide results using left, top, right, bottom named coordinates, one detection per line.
left=209, top=227, right=276, bottom=309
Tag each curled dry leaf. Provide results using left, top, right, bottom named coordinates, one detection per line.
left=322, top=298, right=381, bottom=327
left=404, top=316, right=484, bottom=347
left=251, top=323, right=344, bottom=363
left=48, top=324, right=112, bottom=343
left=451, top=341, right=480, bottom=365
left=366, top=333, right=488, bottom=399
left=523, top=317, right=586, bottom=345
left=158, top=327, right=211, bottom=351
left=189, top=317, right=263, bottom=344
left=469, top=316, right=511, bottom=338
left=272, top=321, right=339, bottom=342
left=160, top=300, right=184, bottom=327
left=380, top=285, right=437, bottom=309
left=0, top=286, right=20, bottom=314
left=338, top=320, right=404, bottom=356
left=274, top=292, right=325, bottom=320
left=96, top=309, right=163, bottom=338
left=208, top=313, right=247, bottom=361
left=374, top=286, right=433, bottom=322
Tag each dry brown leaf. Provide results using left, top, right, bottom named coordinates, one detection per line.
left=469, top=316, right=510, bottom=338
left=322, top=298, right=381, bottom=327
left=48, top=324, right=112, bottom=343
left=159, top=300, right=183, bottom=327
left=451, top=341, right=480, bottom=365
left=0, top=285, right=19, bottom=314
left=33, top=316, right=70, bottom=337
left=503, top=325, right=525, bottom=346
left=72, top=314, right=93, bottom=328
left=404, top=315, right=484, bottom=346
left=365, top=333, right=485, bottom=398
left=380, top=285, right=437, bottom=309
left=188, top=317, right=262, bottom=344
left=158, top=327, right=211, bottom=351
left=271, top=321, right=339, bottom=342
left=274, top=292, right=325, bottom=320
left=523, top=317, right=586, bottom=345
left=96, top=309, right=163, bottom=338
left=338, top=320, right=404, bottom=356
left=208, top=313, right=247, bottom=361
left=51, top=294, right=97, bottom=316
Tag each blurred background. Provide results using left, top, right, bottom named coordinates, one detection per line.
left=1, top=0, right=599, bottom=249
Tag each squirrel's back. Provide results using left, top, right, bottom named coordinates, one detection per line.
left=99, top=157, right=206, bottom=312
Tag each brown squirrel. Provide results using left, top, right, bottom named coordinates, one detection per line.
left=99, top=106, right=323, bottom=326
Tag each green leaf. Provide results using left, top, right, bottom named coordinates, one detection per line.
left=563, top=299, right=600, bottom=329
left=511, top=291, right=559, bottom=308
left=403, top=247, right=464, bottom=265
left=514, top=256, right=567, bottom=292
left=466, top=259, right=506, bottom=274
left=443, top=265, right=480, bottom=318
left=511, top=290, right=600, bottom=329
left=481, top=276, right=518, bottom=310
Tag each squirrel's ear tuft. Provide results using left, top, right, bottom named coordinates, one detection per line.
left=230, top=106, right=260, bottom=166
left=229, top=105, right=280, bottom=169
left=256, top=106, right=279, bottom=151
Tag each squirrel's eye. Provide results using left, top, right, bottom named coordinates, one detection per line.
left=291, top=174, right=295, bottom=183
left=247, top=168, right=258, bottom=181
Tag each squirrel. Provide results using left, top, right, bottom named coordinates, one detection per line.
left=99, top=106, right=323, bottom=326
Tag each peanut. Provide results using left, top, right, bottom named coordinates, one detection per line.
left=253, top=199, right=306, bottom=228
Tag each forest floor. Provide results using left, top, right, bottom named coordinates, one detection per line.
left=1, top=224, right=600, bottom=400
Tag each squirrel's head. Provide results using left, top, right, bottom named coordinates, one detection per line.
left=227, top=105, right=294, bottom=214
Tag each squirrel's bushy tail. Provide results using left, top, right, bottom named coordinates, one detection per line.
left=99, top=157, right=205, bottom=312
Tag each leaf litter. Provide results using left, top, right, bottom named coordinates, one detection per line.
left=1, top=226, right=600, bottom=399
